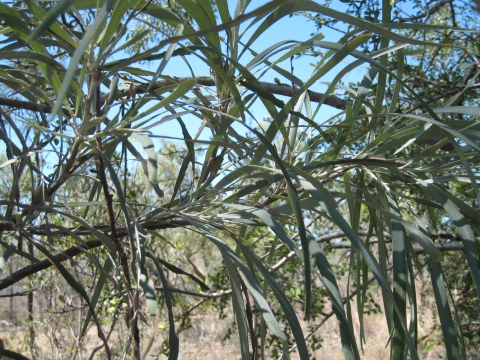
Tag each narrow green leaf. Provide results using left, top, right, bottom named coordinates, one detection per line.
left=81, top=259, right=114, bottom=338
left=435, top=106, right=480, bottom=117
left=418, top=181, right=480, bottom=299
left=308, top=234, right=360, bottom=360
left=27, top=0, right=75, bottom=44
left=427, top=257, right=462, bottom=359
left=221, top=253, right=250, bottom=360
left=25, top=0, right=78, bottom=48
left=386, top=193, right=408, bottom=360
left=49, top=0, right=116, bottom=120
left=155, top=256, right=209, bottom=291
left=176, top=118, right=196, bottom=180
left=99, top=0, right=138, bottom=51
left=131, top=133, right=160, bottom=189
left=146, top=250, right=179, bottom=360
left=144, top=24, right=184, bottom=95
left=225, top=204, right=304, bottom=260
left=140, top=274, right=157, bottom=317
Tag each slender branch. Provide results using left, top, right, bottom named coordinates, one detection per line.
left=2, top=78, right=476, bottom=118
left=94, top=145, right=133, bottom=293
left=0, top=220, right=186, bottom=291
left=0, top=239, right=102, bottom=291
left=176, top=298, right=210, bottom=336
left=397, top=0, right=452, bottom=23
left=1, top=214, right=464, bottom=293
left=178, top=287, right=229, bottom=347
left=0, top=288, right=36, bottom=298
left=0, top=98, right=69, bottom=115
left=271, top=230, right=463, bottom=271
left=0, top=77, right=350, bottom=115
left=155, top=286, right=231, bottom=298
left=0, top=207, right=190, bottom=235
left=87, top=306, right=121, bottom=360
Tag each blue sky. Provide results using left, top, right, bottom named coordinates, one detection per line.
left=1, top=1, right=366, bottom=168
left=152, top=0, right=360, bottom=142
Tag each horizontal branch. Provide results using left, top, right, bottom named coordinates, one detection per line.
left=0, top=238, right=102, bottom=291
left=397, top=0, right=452, bottom=23
left=0, top=97, right=69, bottom=115
left=1, top=220, right=464, bottom=292
left=155, top=286, right=231, bottom=298
left=0, top=219, right=188, bottom=291
left=110, top=77, right=349, bottom=110
left=328, top=242, right=465, bottom=253
left=0, top=77, right=349, bottom=116
left=271, top=230, right=463, bottom=271
left=0, top=288, right=36, bottom=298
left=0, top=214, right=190, bottom=237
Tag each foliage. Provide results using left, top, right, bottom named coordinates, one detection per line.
left=0, top=0, right=479, bottom=359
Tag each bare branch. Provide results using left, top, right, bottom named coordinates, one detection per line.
left=0, top=97, right=69, bottom=115
left=155, top=286, right=231, bottom=298
left=107, top=77, right=349, bottom=110
left=0, top=288, right=36, bottom=298
left=0, top=77, right=349, bottom=115
left=0, top=239, right=101, bottom=291
left=397, top=0, right=453, bottom=23
left=0, top=220, right=187, bottom=291
left=271, top=230, right=463, bottom=271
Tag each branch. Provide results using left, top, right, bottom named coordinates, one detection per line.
left=0, top=97, right=69, bottom=115
left=155, top=286, right=231, bottom=298
left=0, top=77, right=349, bottom=115
left=271, top=230, right=463, bottom=271
left=327, top=242, right=465, bottom=254
left=0, top=219, right=188, bottom=291
left=0, top=215, right=190, bottom=239
left=397, top=0, right=453, bottom=23
left=106, top=77, right=349, bottom=110
left=0, top=239, right=101, bottom=291
left=0, top=288, right=36, bottom=298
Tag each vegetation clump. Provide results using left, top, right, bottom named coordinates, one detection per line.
left=0, top=0, right=479, bottom=359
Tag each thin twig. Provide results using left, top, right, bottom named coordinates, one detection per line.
left=0, top=288, right=36, bottom=298
left=0, top=220, right=188, bottom=291
left=271, top=230, right=463, bottom=271
left=0, top=77, right=350, bottom=115
left=397, top=0, right=452, bottom=23
left=95, top=74, right=139, bottom=358
left=155, top=286, right=231, bottom=298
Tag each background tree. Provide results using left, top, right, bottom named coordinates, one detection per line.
left=0, top=0, right=479, bottom=359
